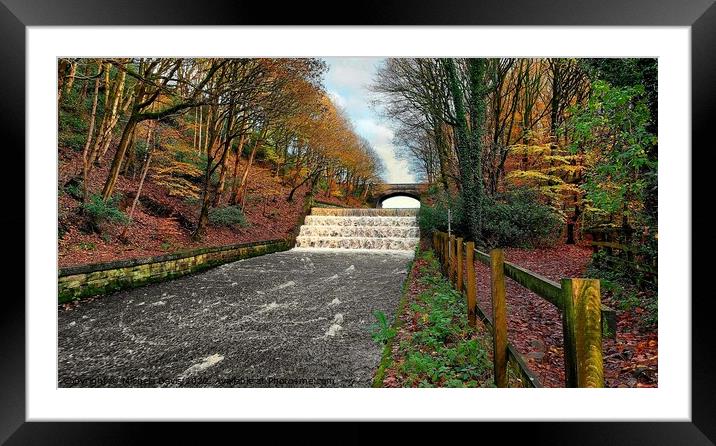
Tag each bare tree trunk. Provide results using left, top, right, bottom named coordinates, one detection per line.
left=94, top=63, right=127, bottom=165
left=193, top=164, right=213, bottom=241
left=549, top=59, right=561, bottom=161
left=134, top=112, right=155, bottom=181
left=193, top=107, right=198, bottom=151
left=103, top=61, right=111, bottom=107
left=213, top=154, right=230, bottom=207
left=192, top=105, right=224, bottom=240
left=203, top=106, right=212, bottom=153
left=212, top=103, right=236, bottom=207
left=236, top=139, right=261, bottom=209
left=64, top=61, right=77, bottom=97
left=291, top=149, right=304, bottom=186
left=58, top=59, right=69, bottom=104
left=225, top=133, right=247, bottom=204
left=197, top=106, right=203, bottom=154
left=361, top=183, right=371, bottom=201
left=101, top=116, right=138, bottom=201
left=120, top=123, right=156, bottom=239
left=78, top=64, right=90, bottom=104
left=81, top=62, right=102, bottom=203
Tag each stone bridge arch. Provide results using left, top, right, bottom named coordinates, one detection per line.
left=369, top=183, right=429, bottom=208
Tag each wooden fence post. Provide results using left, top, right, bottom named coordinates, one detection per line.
left=561, top=278, right=604, bottom=388
left=442, top=233, right=449, bottom=274
left=448, top=235, right=455, bottom=284
left=466, top=241, right=476, bottom=327
left=456, top=237, right=463, bottom=294
left=436, top=232, right=440, bottom=260
left=490, top=248, right=508, bottom=388
left=436, top=232, right=441, bottom=262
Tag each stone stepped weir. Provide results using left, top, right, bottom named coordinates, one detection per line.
left=295, top=207, right=419, bottom=252
left=310, top=208, right=419, bottom=217
left=299, top=225, right=419, bottom=238
left=303, top=215, right=417, bottom=227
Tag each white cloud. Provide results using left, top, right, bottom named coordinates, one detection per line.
left=356, top=119, right=415, bottom=183
left=324, top=58, right=416, bottom=184
left=327, top=90, right=346, bottom=109
left=327, top=89, right=365, bottom=115
left=324, top=58, right=381, bottom=92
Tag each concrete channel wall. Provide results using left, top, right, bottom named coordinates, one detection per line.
left=58, top=239, right=290, bottom=303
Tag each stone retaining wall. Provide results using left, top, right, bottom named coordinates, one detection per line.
left=58, top=239, right=290, bottom=303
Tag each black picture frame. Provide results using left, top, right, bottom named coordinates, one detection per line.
left=4, top=0, right=712, bottom=443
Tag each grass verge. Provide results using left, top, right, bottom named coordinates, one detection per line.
left=371, top=246, right=418, bottom=387
left=371, top=244, right=495, bottom=388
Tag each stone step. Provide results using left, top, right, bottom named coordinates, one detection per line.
left=311, top=207, right=419, bottom=217
left=298, top=225, right=419, bottom=238
left=303, top=215, right=418, bottom=227
left=295, top=236, right=419, bottom=251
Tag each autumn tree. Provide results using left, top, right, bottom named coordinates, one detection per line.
left=101, top=58, right=225, bottom=202
left=58, top=57, right=383, bottom=242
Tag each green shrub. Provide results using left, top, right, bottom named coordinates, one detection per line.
left=58, top=102, right=90, bottom=151
left=59, top=107, right=87, bottom=132
left=208, top=205, right=249, bottom=227
left=81, top=194, right=128, bottom=228
left=59, top=131, right=88, bottom=152
left=316, top=176, right=329, bottom=192
left=64, top=180, right=84, bottom=200
left=175, top=149, right=209, bottom=178
left=482, top=187, right=563, bottom=249
left=585, top=255, right=657, bottom=329
left=417, top=191, right=465, bottom=235
left=419, top=187, right=561, bottom=249
left=59, top=88, right=82, bottom=112
left=184, top=196, right=201, bottom=207
left=256, top=144, right=280, bottom=164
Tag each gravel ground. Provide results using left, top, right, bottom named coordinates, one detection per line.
left=58, top=249, right=413, bottom=388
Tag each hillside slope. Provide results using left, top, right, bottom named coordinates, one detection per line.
left=58, top=145, right=361, bottom=268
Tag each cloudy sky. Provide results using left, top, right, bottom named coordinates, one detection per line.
left=322, top=58, right=416, bottom=184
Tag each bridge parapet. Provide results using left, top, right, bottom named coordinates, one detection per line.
left=368, top=183, right=430, bottom=207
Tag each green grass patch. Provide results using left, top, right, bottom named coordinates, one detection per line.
left=371, top=246, right=417, bottom=387
left=371, top=246, right=494, bottom=388
left=77, top=242, right=96, bottom=251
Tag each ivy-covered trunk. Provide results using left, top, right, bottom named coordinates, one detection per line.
left=444, top=58, right=486, bottom=244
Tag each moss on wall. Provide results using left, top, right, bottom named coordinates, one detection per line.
left=58, top=240, right=289, bottom=303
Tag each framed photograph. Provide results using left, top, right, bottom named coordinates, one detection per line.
left=6, top=0, right=711, bottom=442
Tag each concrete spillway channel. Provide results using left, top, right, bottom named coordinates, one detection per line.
left=58, top=208, right=419, bottom=387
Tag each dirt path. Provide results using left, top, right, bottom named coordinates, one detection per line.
left=472, top=244, right=657, bottom=388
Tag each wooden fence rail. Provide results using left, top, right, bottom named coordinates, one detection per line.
left=432, top=231, right=610, bottom=388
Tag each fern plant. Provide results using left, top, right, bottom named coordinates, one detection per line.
left=369, top=310, right=396, bottom=344
left=82, top=194, right=129, bottom=227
